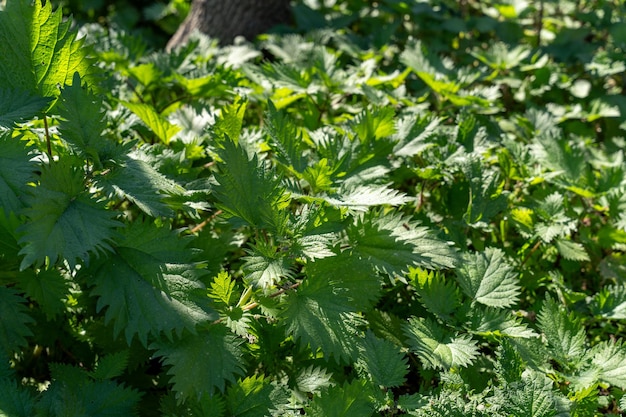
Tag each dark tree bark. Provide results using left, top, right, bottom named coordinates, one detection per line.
left=167, top=0, right=291, bottom=50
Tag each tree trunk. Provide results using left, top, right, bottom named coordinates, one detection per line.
left=166, top=0, right=291, bottom=50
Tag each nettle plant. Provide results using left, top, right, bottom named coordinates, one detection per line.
left=1, top=0, right=626, bottom=416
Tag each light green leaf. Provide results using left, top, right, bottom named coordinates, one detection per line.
left=347, top=211, right=458, bottom=276
left=242, top=241, right=294, bottom=288
left=307, top=380, right=374, bottom=417
left=537, top=297, right=586, bottom=367
left=590, top=285, right=626, bottom=319
left=122, top=101, right=181, bottom=144
left=18, top=159, right=121, bottom=270
left=588, top=340, right=626, bottom=389
left=501, top=374, right=557, bottom=417
left=358, top=331, right=408, bottom=388
left=323, top=184, right=410, bottom=211
left=265, top=100, right=307, bottom=173
left=350, top=106, right=396, bottom=143
left=413, top=269, right=460, bottom=320
left=208, top=271, right=237, bottom=307
left=0, top=0, right=91, bottom=98
left=454, top=247, right=520, bottom=308
left=151, top=325, right=245, bottom=399
left=554, top=239, right=590, bottom=262
left=404, top=317, right=479, bottom=370
left=214, top=138, right=290, bottom=233
left=495, top=338, right=525, bottom=385
left=295, top=366, right=333, bottom=394
left=213, top=95, right=247, bottom=144
left=468, top=307, right=538, bottom=339
left=226, top=375, right=289, bottom=417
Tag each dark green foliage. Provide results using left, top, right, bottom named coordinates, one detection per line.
left=1, top=0, right=626, bottom=415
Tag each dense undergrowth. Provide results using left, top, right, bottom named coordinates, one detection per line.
left=1, top=0, right=626, bottom=415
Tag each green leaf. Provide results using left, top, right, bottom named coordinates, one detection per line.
left=90, top=221, right=217, bottom=345
left=36, top=364, right=141, bottom=417
left=0, top=378, right=35, bottom=417
left=404, top=317, right=479, bottom=370
left=495, top=338, right=525, bottom=385
left=0, top=132, right=38, bottom=215
left=89, top=350, right=130, bottom=380
left=537, top=297, right=586, bottom=368
left=454, top=247, right=520, bottom=308
left=295, top=366, right=333, bottom=394
left=151, top=325, right=245, bottom=399
left=0, top=0, right=91, bottom=98
left=590, top=285, right=626, bottom=319
left=357, top=331, right=408, bottom=388
left=501, top=374, right=557, bottom=417
left=283, top=254, right=374, bottom=363
left=468, top=307, right=538, bottom=339
left=57, top=73, right=109, bottom=165
left=213, top=96, right=247, bottom=144
left=122, top=101, right=181, bottom=144
left=214, top=138, right=290, bottom=232
left=588, top=340, right=626, bottom=389
left=265, top=100, right=307, bottom=173
left=18, top=159, right=121, bottom=270
left=554, top=239, right=590, bottom=262
left=0, top=288, right=33, bottom=355
left=226, top=375, right=289, bottom=417
left=18, top=268, right=69, bottom=320
left=307, top=380, right=374, bottom=417
left=350, top=106, right=396, bottom=143
left=347, top=211, right=458, bottom=276
left=392, top=114, right=440, bottom=157
left=99, top=154, right=186, bottom=217
left=413, top=269, right=461, bottom=320
left=323, top=183, right=410, bottom=210
left=0, top=88, right=50, bottom=128
left=208, top=271, right=237, bottom=307
left=242, top=240, right=294, bottom=289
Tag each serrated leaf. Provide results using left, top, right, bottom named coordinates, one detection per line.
left=0, top=88, right=50, bottom=127
left=90, top=222, right=217, bottom=345
left=351, top=106, right=396, bottom=143
left=99, top=154, right=185, bottom=217
left=90, top=351, right=130, bottom=380
left=0, top=288, right=33, bottom=355
left=468, top=307, right=538, bottom=339
left=347, top=211, right=458, bottom=276
left=323, top=183, right=410, bottom=210
left=213, top=96, right=246, bottom=144
left=122, top=101, right=181, bottom=144
left=242, top=241, right=294, bottom=288
left=0, top=378, right=35, bottom=417
left=0, top=0, right=91, bottom=98
left=37, top=364, right=141, bottom=417
left=226, top=375, right=289, bottom=417
left=404, top=317, right=479, bottom=370
left=265, top=100, right=307, bottom=173
left=214, top=138, right=290, bottom=233
left=392, top=114, right=441, bottom=157
left=18, top=268, right=69, bottom=320
left=307, top=380, right=374, bottom=417
left=554, top=239, right=590, bottom=262
left=208, top=271, right=237, bottom=306
left=414, top=269, right=461, bottom=320
left=495, top=338, right=525, bottom=385
left=590, top=285, right=626, bottom=319
left=0, top=132, right=38, bottom=214
left=502, top=374, right=557, bottom=417
left=358, top=331, right=408, bottom=388
left=295, top=366, right=333, bottom=394
left=454, top=247, right=520, bottom=308
left=283, top=254, right=374, bottom=363
left=18, top=160, right=121, bottom=270
left=151, top=325, right=245, bottom=399
left=537, top=297, right=586, bottom=367
left=57, top=72, right=108, bottom=165
left=588, top=340, right=626, bottom=389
